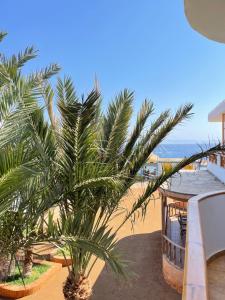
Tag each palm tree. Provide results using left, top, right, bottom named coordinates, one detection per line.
left=0, top=31, right=60, bottom=279
left=0, top=32, right=224, bottom=299
left=42, top=86, right=224, bottom=300
left=0, top=33, right=123, bottom=287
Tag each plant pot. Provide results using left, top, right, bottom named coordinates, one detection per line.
left=50, top=255, right=72, bottom=267
left=0, top=260, right=62, bottom=299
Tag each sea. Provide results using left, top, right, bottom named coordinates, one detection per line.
left=141, top=143, right=213, bottom=176
left=153, top=143, right=211, bottom=159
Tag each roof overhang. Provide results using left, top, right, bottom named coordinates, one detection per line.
left=208, top=100, right=225, bottom=122
left=184, top=0, right=225, bottom=43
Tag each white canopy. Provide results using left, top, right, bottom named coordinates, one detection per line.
left=208, top=100, right=225, bottom=122
left=184, top=0, right=225, bottom=43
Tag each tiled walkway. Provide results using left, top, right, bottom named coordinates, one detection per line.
left=163, top=170, right=225, bottom=196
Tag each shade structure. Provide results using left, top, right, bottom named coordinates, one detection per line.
left=208, top=100, right=225, bottom=122
left=184, top=0, right=225, bottom=43
left=147, top=153, right=159, bottom=163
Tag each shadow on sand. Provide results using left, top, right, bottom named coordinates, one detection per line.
left=92, top=231, right=181, bottom=300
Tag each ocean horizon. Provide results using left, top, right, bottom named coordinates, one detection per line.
left=153, top=143, right=213, bottom=159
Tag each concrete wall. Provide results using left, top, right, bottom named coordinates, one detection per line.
left=199, top=193, right=225, bottom=259
left=163, top=255, right=183, bottom=294
left=208, top=161, right=225, bottom=184
left=183, top=191, right=225, bottom=300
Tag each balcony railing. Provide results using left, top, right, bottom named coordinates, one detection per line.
left=209, top=153, right=225, bottom=168
left=167, top=202, right=187, bottom=218
left=162, top=234, right=185, bottom=269
left=162, top=201, right=186, bottom=270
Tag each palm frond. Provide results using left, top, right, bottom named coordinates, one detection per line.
left=102, top=89, right=133, bottom=161
left=128, top=103, right=193, bottom=178
left=0, top=160, right=42, bottom=215
left=122, top=143, right=225, bottom=224
left=16, top=46, right=37, bottom=68
left=42, top=83, right=56, bottom=128
left=119, top=99, right=154, bottom=169
left=139, top=109, right=170, bottom=146
left=73, top=176, right=123, bottom=192
left=0, top=31, right=7, bottom=43
left=27, top=63, right=60, bottom=88
left=46, top=213, right=128, bottom=278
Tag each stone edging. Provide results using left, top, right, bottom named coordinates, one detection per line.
left=50, top=255, right=72, bottom=267
left=0, top=260, right=62, bottom=299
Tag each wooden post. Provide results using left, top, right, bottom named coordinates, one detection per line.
left=222, top=113, right=225, bottom=144
left=161, top=194, right=166, bottom=234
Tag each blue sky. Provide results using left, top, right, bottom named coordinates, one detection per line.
left=1, top=0, right=225, bottom=142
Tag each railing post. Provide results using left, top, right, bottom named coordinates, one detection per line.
left=161, top=194, right=166, bottom=234
left=162, top=234, right=185, bottom=269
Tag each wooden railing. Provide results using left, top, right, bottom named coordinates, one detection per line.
left=162, top=234, right=185, bottom=269
left=221, top=154, right=225, bottom=167
left=209, top=153, right=225, bottom=167
left=167, top=202, right=187, bottom=218
left=209, top=154, right=217, bottom=164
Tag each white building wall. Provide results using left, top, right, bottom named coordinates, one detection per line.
left=199, top=192, right=225, bottom=259
left=207, top=161, right=225, bottom=184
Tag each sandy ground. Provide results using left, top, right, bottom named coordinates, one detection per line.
left=2, top=183, right=181, bottom=300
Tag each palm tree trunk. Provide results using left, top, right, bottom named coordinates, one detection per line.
left=0, top=255, right=15, bottom=281
left=23, top=247, right=33, bottom=278
left=63, top=272, right=92, bottom=300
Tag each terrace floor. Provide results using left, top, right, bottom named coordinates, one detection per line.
left=0, top=183, right=180, bottom=300
left=163, top=170, right=225, bottom=197
left=208, top=254, right=225, bottom=300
